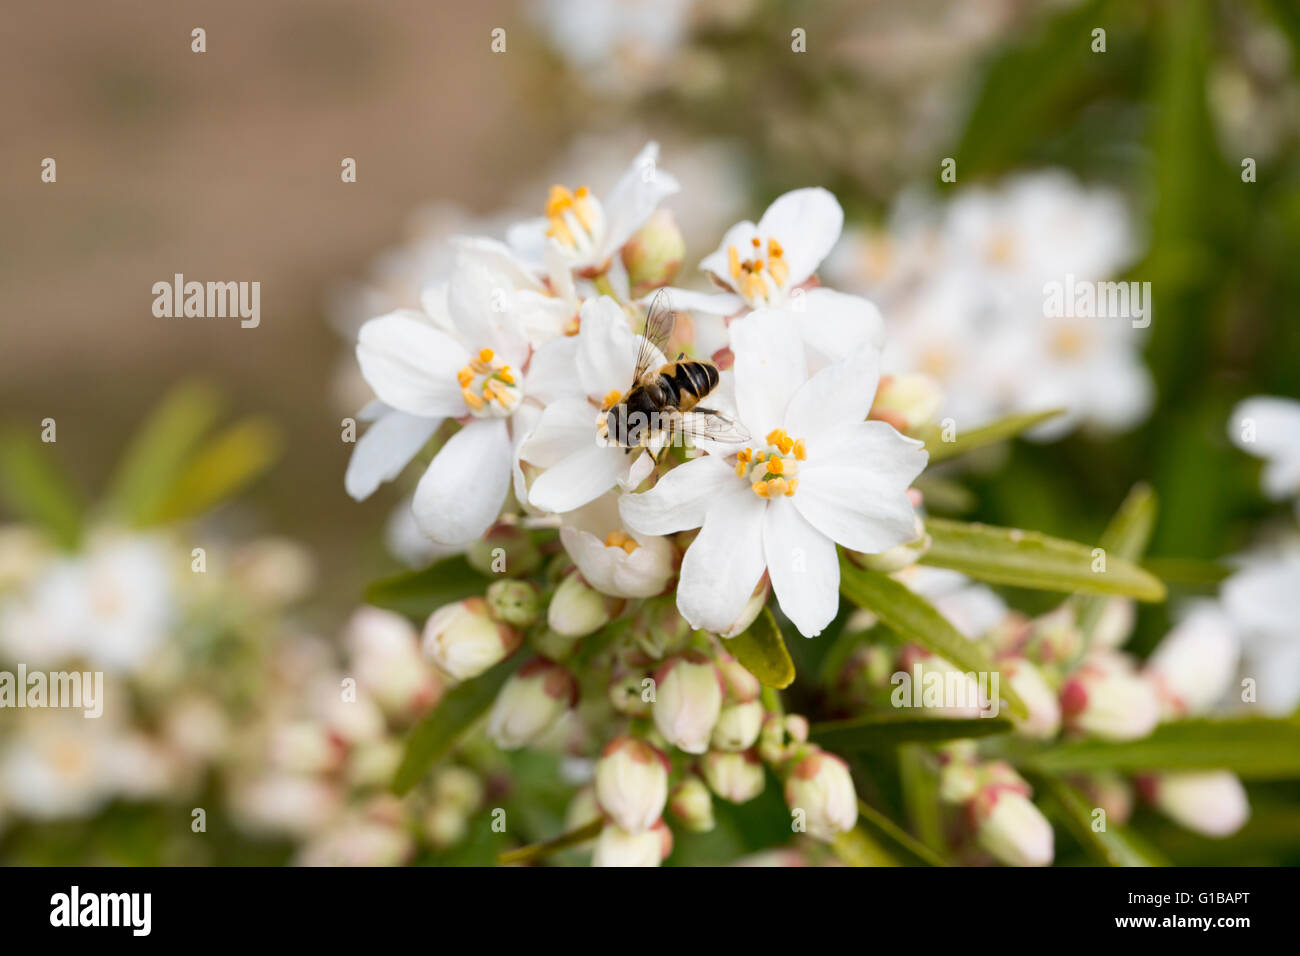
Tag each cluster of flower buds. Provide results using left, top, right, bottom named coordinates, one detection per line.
left=938, top=748, right=1054, bottom=867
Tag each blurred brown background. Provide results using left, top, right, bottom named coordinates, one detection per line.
left=1, top=0, right=572, bottom=595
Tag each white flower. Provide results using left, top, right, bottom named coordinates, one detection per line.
left=620, top=310, right=927, bottom=636
left=784, top=747, right=858, bottom=841
left=487, top=659, right=577, bottom=750
left=558, top=491, right=675, bottom=598
left=508, top=142, right=679, bottom=278
left=1228, top=396, right=1300, bottom=505
left=347, top=244, right=572, bottom=544
left=1143, top=602, right=1240, bottom=718
left=1147, top=771, right=1250, bottom=838
left=652, top=652, right=724, bottom=755
left=592, top=820, right=672, bottom=867
left=1220, top=544, right=1300, bottom=714
left=594, top=736, right=669, bottom=832
left=519, top=297, right=661, bottom=513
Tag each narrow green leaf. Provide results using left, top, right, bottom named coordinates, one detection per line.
left=898, top=746, right=946, bottom=854
left=1025, top=718, right=1300, bottom=779
left=365, top=555, right=491, bottom=621
left=1031, top=772, right=1169, bottom=867
left=105, top=383, right=223, bottom=526
left=725, top=607, right=795, bottom=689
left=855, top=799, right=949, bottom=867
left=811, top=713, right=1015, bottom=751
left=393, top=656, right=521, bottom=795
left=830, top=826, right=900, bottom=867
left=922, top=409, right=1064, bottom=464
left=1073, top=484, right=1158, bottom=639
left=147, top=418, right=280, bottom=524
left=839, top=558, right=1027, bottom=719
left=921, top=517, right=1166, bottom=601
left=498, top=818, right=601, bottom=865
left=0, top=431, right=83, bottom=549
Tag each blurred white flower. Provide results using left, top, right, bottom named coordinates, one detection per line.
left=1228, top=396, right=1300, bottom=507
left=558, top=492, right=675, bottom=599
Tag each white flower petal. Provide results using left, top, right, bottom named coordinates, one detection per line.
left=653, top=288, right=746, bottom=316
left=795, top=421, right=926, bottom=554
left=345, top=407, right=440, bottom=501
left=783, top=343, right=882, bottom=440
left=518, top=397, right=596, bottom=468
left=620, top=454, right=740, bottom=535
left=763, top=497, right=839, bottom=637
left=525, top=336, right=585, bottom=405
left=700, top=219, right=762, bottom=285
left=730, top=309, right=808, bottom=441
left=755, top=188, right=843, bottom=285
left=528, top=443, right=627, bottom=514
left=413, top=419, right=512, bottom=545
left=356, top=313, right=470, bottom=418
left=792, top=289, right=884, bottom=368
left=601, top=142, right=681, bottom=257
left=576, top=297, right=640, bottom=398
left=676, top=489, right=767, bottom=634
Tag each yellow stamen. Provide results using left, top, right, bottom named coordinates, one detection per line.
left=604, top=529, right=640, bottom=554
left=728, top=245, right=742, bottom=280
left=478, top=348, right=494, bottom=363
left=785, top=478, right=798, bottom=496
left=545, top=185, right=574, bottom=218
left=462, top=387, right=485, bottom=412
left=791, top=438, right=806, bottom=460
left=767, top=457, right=784, bottom=475
left=752, top=481, right=771, bottom=498
left=602, top=389, right=622, bottom=410
left=767, top=477, right=788, bottom=497
left=498, top=367, right=515, bottom=385
left=457, top=367, right=474, bottom=387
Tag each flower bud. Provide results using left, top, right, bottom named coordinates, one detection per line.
left=669, top=775, right=715, bottom=833
left=720, top=579, right=770, bottom=638
left=1143, top=604, right=1239, bottom=719
left=784, top=747, right=857, bottom=841
left=433, top=765, right=484, bottom=812
left=1001, top=657, right=1061, bottom=739
left=847, top=515, right=930, bottom=573
left=422, top=597, right=522, bottom=681
left=630, top=597, right=692, bottom=659
left=1060, top=653, right=1160, bottom=741
left=758, top=712, right=810, bottom=766
left=622, top=209, right=685, bottom=298
left=607, top=669, right=653, bottom=717
left=1025, top=605, right=1084, bottom=666
left=870, top=373, right=944, bottom=434
left=528, top=627, right=583, bottom=663
left=1142, top=771, right=1249, bottom=838
left=711, top=699, right=765, bottom=751
left=594, top=736, right=670, bottom=833
left=467, top=525, right=541, bottom=577
left=717, top=654, right=762, bottom=703
left=548, top=571, right=617, bottom=638
left=1091, top=597, right=1136, bottom=649
left=346, top=607, right=441, bottom=717
left=703, top=749, right=766, bottom=804
left=486, top=579, right=542, bottom=628
left=971, top=784, right=1054, bottom=867
left=653, top=651, right=724, bottom=754
left=1071, top=772, right=1134, bottom=826
left=592, top=819, right=673, bottom=867
left=488, top=659, right=578, bottom=750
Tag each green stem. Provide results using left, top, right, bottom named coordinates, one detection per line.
left=498, top=818, right=602, bottom=865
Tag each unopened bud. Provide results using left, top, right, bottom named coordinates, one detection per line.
left=592, top=819, right=673, bottom=867
left=1001, top=657, right=1061, bottom=739
left=1060, top=653, right=1160, bottom=741
left=721, top=579, right=769, bottom=638
left=711, top=699, right=765, bottom=751
left=486, top=579, right=542, bottom=628
left=1142, top=771, right=1249, bottom=838
left=1143, top=604, right=1239, bottom=719
left=870, top=373, right=944, bottom=434
left=422, top=597, right=522, bottom=681
left=847, top=515, right=930, bottom=573
left=668, top=776, right=715, bottom=833
left=487, top=659, right=578, bottom=750
left=703, top=749, right=766, bottom=804
left=784, top=747, right=858, bottom=841
left=467, top=525, right=541, bottom=577
left=653, top=651, right=724, bottom=755
left=595, top=736, right=670, bottom=833
left=971, top=783, right=1054, bottom=867
left=548, top=572, right=617, bottom=638
left=622, top=209, right=685, bottom=298
left=758, top=712, right=810, bottom=765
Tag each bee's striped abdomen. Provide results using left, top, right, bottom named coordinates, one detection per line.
left=659, top=361, right=719, bottom=412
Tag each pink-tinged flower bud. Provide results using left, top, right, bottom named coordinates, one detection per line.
left=869, top=373, right=944, bottom=434
left=1001, top=657, right=1061, bottom=739
left=758, top=712, right=810, bottom=765
left=721, top=579, right=769, bottom=638
left=1071, top=772, right=1134, bottom=826
left=422, top=597, right=522, bottom=681
left=717, top=654, right=762, bottom=703
left=1142, top=771, right=1249, bottom=838
left=669, top=775, right=715, bottom=833
left=1091, top=598, right=1136, bottom=648
left=607, top=669, right=654, bottom=717
left=346, top=607, right=441, bottom=718
left=487, top=659, right=578, bottom=750
left=548, top=571, right=618, bottom=638
left=629, top=597, right=691, bottom=659
left=1060, top=653, right=1159, bottom=741
left=485, top=579, right=542, bottom=628
left=653, top=652, right=724, bottom=754
left=592, top=819, right=673, bottom=867
left=594, top=736, right=670, bottom=833
left=971, top=783, right=1054, bottom=867
left=621, top=209, right=685, bottom=298
left=1143, top=604, right=1239, bottom=719
left=711, top=699, right=765, bottom=751
left=784, top=747, right=857, bottom=841
left=938, top=761, right=980, bottom=805
left=704, top=749, right=766, bottom=804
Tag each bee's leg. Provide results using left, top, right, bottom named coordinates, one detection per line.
left=676, top=351, right=686, bottom=361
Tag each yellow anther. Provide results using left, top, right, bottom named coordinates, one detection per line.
left=575, top=186, right=589, bottom=198
left=791, top=438, right=806, bottom=460
left=478, top=348, right=495, bottom=364
left=767, top=477, right=788, bottom=497
left=602, top=389, right=622, bottom=410
left=545, top=185, right=574, bottom=217
left=767, top=457, right=785, bottom=476
left=785, top=478, right=798, bottom=496
left=752, top=480, right=771, bottom=498
left=768, top=238, right=784, bottom=258
left=498, top=367, right=515, bottom=385
left=604, top=530, right=640, bottom=554
left=457, top=367, right=474, bottom=387
left=735, top=461, right=748, bottom=478
left=765, top=429, right=785, bottom=445
left=728, top=245, right=742, bottom=281
left=572, top=187, right=596, bottom=233
left=751, top=237, right=761, bottom=248
left=462, top=387, right=485, bottom=412
left=737, top=448, right=752, bottom=464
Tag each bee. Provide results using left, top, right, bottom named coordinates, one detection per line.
left=605, top=290, right=748, bottom=454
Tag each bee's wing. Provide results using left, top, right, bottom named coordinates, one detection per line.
left=671, top=409, right=751, bottom=451
left=634, top=289, right=676, bottom=385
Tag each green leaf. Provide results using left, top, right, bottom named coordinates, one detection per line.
left=725, top=606, right=795, bottom=689
left=1031, top=772, right=1168, bottom=867
left=811, top=713, right=1015, bottom=751
left=0, top=430, right=83, bottom=549
left=1073, top=484, right=1158, bottom=639
left=392, top=656, right=521, bottom=795
left=922, top=409, right=1064, bottom=464
left=854, top=799, right=949, bottom=867
left=105, top=383, right=224, bottom=526
left=147, top=418, right=280, bottom=524
left=839, top=557, right=1028, bottom=719
left=364, top=555, right=492, bottom=621
left=921, top=517, right=1166, bottom=601
left=1025, top=718, right=1300, bottom=779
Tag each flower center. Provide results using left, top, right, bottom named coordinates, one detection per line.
left=456, top=348, right=522, bottom=418
left=728, top=236, right=790, bottom=304
left=545, top=185, right=603, bottom=253
left=604, top=530, right=640, bottom=554
left=737, top=428, right=806, bottom=498
left=1049, top=323, right=1090, bottom=359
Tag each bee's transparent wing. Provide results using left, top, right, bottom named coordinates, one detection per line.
left=671, top=409, right=751, bottom=451
left=634, top=289, right=677, bottom=384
